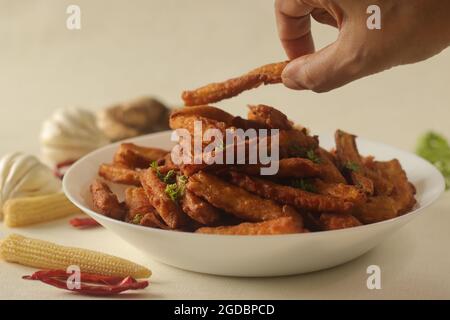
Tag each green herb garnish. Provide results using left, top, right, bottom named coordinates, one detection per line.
left=164, top=175, right=188, bottom=203
left=416, top=131, right=450, bottom=189
left=291, top=179, right=316, bottom=193
left=306, top=149, right=321, bottom=164
left=162, top=169, right=176, bottom=184
left=150, top=161, right=164, bottom=180
left=289, top=145, right=307, bottom=157
left=151, top=161, right=176, bottom=184
left=132, top=214, right=144, bottom=225
left=345, top=162, right=360, bottom=172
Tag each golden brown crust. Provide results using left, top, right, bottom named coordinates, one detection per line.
left=140, top=168, right=188, bottom=229
left=195, top=216, right=304, bottom=235
left=316, top=148, right=346, bottom=184
left=319, top=213, right=362, bottom=230
left=375, top=159, right=416, bottom=214
left=313, top=180, right=366, bottom=204
left=247, top=104, right=293, bottom=130
left=353, top=196, right=398, bottom=224
left=181, top=61, right=288, bottom=106
left=90, top=179, right=126, bottom=220
left=124, top=187, right=168, bottom=229
left=187, top=171, right=296, bottom=221
left=279, top=129, right=319, bottom=158
left=98, top=163, right=141, bottom=186
left=229, top=172, right=353, bottom=213
left=113, top=143, right=168, bottom=169
left=181, top=190, right=222, bottom=225
left=233, top=158, right=321, bottom=178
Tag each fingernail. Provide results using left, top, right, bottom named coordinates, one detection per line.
left=282, top=64, right=305, bottom=90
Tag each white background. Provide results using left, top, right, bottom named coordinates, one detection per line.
left=0, top=0, right=449, bottom=299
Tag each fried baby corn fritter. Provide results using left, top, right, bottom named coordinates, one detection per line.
left=124, top=187, right=168, bottom=229
left=316, top=148, right=346, bottom=184
left=247, top=104, right=293, bottom=130
left=319, top=213, right=362, bottom=230
left=113, top=143, right=167, bottom=169
left=98, top=163, right=141, bottom=186
left=140, top=168, right=188, bottom=229
left=196, top=216, right=304, bottom=235
left=233, top=158, right=321, bottom=178
left=375, top=159, right=416, bottom=214
left=90, top=179, right=126, bottom=220
left=181, top=61, right=288, bottom=106
left=229, top=172, right=353, bottom=213
left=181, top=190, right=222, bottom=225
left=187, top=171, right=299, bottom=222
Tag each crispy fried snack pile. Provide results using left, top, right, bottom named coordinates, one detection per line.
left=90, top=62, right=416, bottom=235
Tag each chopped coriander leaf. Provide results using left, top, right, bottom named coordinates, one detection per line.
left=289, top=145, right=307, bottom=157
left=151, top=161, right=177, bottom=183
left=162, top=170, right=176, bottom=184
left=291, top=179, right=316, bottom=193
left=150, top=160, right=159, bottom=171
left=165, top=183, right=179, bottom=202
left=416, top=131, right=450, bottom=189
left=345, top=162, right=360, bottom=172
left=150, top=160, right=164, bottom=180
left=164, top=176, right=188, bottom=203
left=306, top=149, right=321, bottom=164
left=132, top=214, right=144, bottom=225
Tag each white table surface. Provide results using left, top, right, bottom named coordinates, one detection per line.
left=1, top=0, right=450, bottom=299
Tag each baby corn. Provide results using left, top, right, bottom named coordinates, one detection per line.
left=3, top=193, right=81, bottom=227
left=0, top=234, right=151, bottom=278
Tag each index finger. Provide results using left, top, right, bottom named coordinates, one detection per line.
left=275, top=0, right=315, bottom=59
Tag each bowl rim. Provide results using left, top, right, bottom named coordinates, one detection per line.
left=63, top=131, right=446, bottom=239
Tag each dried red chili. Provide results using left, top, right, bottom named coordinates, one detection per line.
left=54, top=159, right=76, bottom=179
left=23, top=270, right=149, bottom=296
left=69, top=217, right=101, bottom=229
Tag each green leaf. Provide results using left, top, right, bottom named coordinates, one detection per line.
left=164, top=175, right=189, bottom=203
left=291, top=179, right=316, bottom=193
left=162, top=170, right=176, bottom=184
left=132, top=214, right=144, bottom=225
left=306, top=149, right=321, bottom=164
left=416, top=131, right=450, bottom=189
left=344, top=162, right=360, bottom=172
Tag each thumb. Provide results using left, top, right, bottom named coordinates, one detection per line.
left=282, top=41, right=363, bottom=92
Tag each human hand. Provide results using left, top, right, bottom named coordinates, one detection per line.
left=275, top=0, right=450, bottom=92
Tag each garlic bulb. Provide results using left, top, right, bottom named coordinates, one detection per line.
left=40, top=107, right=109, bottom=165
left=0, top=153, right=61, bottom=219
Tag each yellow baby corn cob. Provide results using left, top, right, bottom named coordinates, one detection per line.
left=0, top=234, right=151, bottom=278
left=3, top=193, right=81, bottom=227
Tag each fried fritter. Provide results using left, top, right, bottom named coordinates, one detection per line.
left=229, top=171, right=353, bottom=213
left=316, top=148, right=346, bottom=184
left=181, top=190, right=222, bottom=225
left=375, top=159, right=416, bottom=214
left=247, top=104, right=293, bottom=130
left=187, top=171, right=298, bottom=221
left=140, top=168, right=188, bottom=229
left=98, top=163, right=141, bottom=186
left=319, top=213, right=362, bottom=230
left=181, top=61, right=288, bottom=106
left=124, top=187, right=168, bottom=229
left=90, top=179, right=126, bottom=220
left=353, top=196, right=398, bottom=224
left=313, top=180, right=366, bottom=204
left=195, top=216, right=304, bottom=235
left=233, top=158, right=321, bottom=178
left=113, top=143, right=168, bottom=169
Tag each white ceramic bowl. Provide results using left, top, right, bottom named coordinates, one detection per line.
left=63, top=131, right=445, bottom=277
